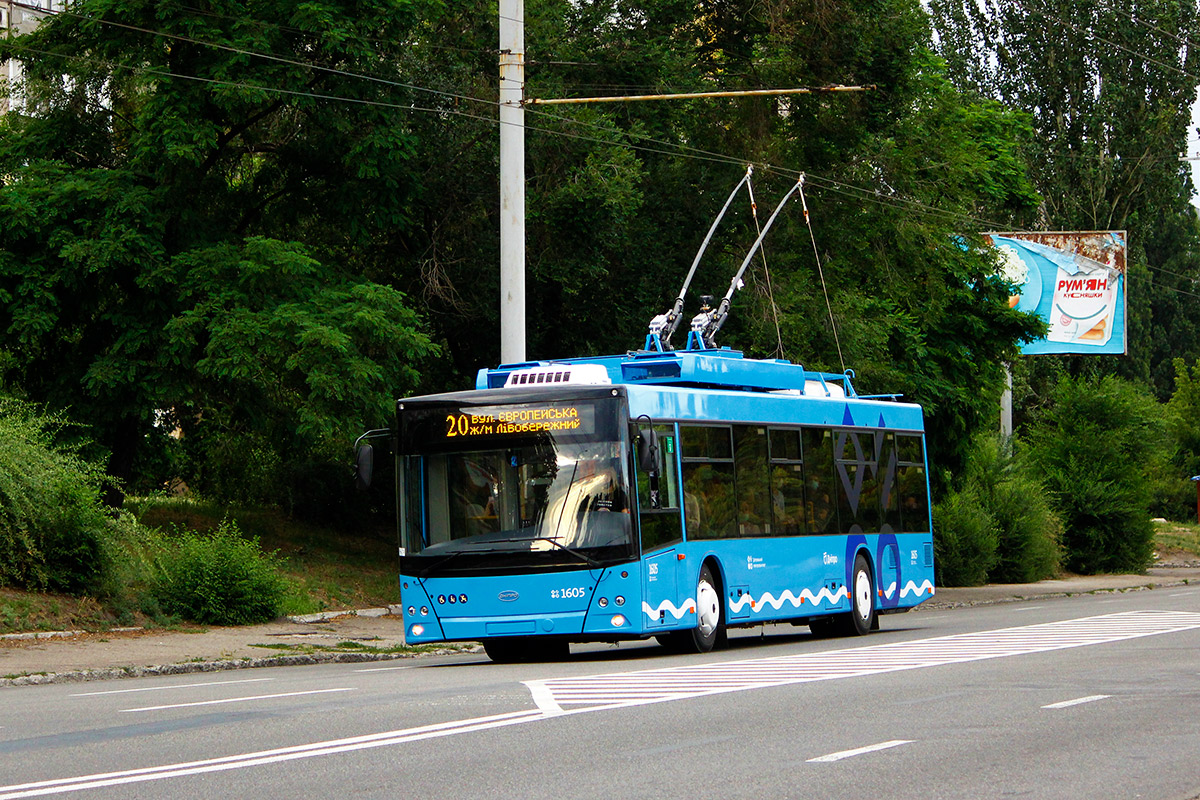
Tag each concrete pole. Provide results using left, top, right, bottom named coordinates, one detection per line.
left=1000, top=363, right=1013, bottom=438
left=498, top=0, right=526, bottom=364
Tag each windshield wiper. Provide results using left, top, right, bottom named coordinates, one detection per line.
left=416, top=549, right=470, bottom=578
left=480, top=536, right=604, bottom=568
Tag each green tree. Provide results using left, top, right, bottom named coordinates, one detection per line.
left=0, top=1, right=438, bottom=504
left=929, top=0, right=1200, bottom=397
left=1027, top=375, right=1166, bottom=573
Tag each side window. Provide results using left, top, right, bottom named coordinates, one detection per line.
left=880, top=432, right=902, bottom=530
left=803, top=428, right=837, bottom=534
left=733, top=426, right=770, bottom=536
left=635, top=424, right=683, bottom=551
left=835, top=430, right=880, bottom=533
left=681, top=425, right=735, bottom=540
left=897, top=434, right=930, bottom=533
left=768, top=428, right=805, bottom=535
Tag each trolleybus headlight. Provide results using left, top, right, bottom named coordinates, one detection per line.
left=411, top=625, right=425, bottom=637
left=459, top=594, right=468, bottom=604
left=407, top=606, right=415, bottom=616
left=598, top=597, right=608, bottom=608
left=615, top=596, right=625, bottom=606
left=611, top=614, right=626, bottom=627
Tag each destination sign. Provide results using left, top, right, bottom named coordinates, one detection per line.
left=444, top=404, right=596, bottom=439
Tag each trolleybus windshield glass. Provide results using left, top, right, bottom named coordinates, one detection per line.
left=400, top=397, right=635, bottom=571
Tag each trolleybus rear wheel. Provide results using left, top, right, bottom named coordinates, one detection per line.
left=846, top=553, right=877, bottom=636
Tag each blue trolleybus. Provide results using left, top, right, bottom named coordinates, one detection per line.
left=388, top=347, right=935, bottom=662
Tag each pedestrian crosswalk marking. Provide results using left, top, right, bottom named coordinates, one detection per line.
left=524, top=610, right=1200, bottom=714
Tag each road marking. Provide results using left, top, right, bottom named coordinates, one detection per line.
left=119, top=688, right=353, bottom=713
left=1012, top=606, right=1044, bottom=612
left=4, top=611, right=1200, bottom=798
left=1169, top=591, right=1196, bottom=597
left=353, top=665, right=416, bottom=673
left=71, top=678, right=275, bottom=697
left=1042, top=695, right=1111, bottom=709
left=807, top=740, right=913, bottom=762
left=525, top=610, right=1200, bottom=713
left=0, top=710, right=548, bottom=799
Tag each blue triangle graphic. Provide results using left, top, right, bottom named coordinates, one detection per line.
left=878, top=413, right=886, bottom=428
left=842, top=405, right=854, bottom=426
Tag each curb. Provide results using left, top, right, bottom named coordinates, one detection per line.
left=0, top=645, right=482, bottom=688
left=286, top=605, right=404, bottom=624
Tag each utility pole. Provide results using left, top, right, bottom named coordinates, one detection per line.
left=498, top=0, right=525, bottom=364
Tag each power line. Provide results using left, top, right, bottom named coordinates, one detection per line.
left=1, top=4, right=1036, bottom=235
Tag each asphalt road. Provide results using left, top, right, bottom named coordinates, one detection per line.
left=2, top=586, right=1199, bottom=800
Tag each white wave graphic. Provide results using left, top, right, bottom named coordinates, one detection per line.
left=641, top=598, right=696, bottom=621
left=883, top=581, right=897, bottom=600
left=900, top=579, right=935, bottom=598
left=728, top=585, right=849, bottom=615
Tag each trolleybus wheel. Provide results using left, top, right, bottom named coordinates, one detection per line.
left=658, top=563, right=724, bottom=653
left=846, top=553, right=877, bottom=636
left=691, top=563, right=723, bottom=652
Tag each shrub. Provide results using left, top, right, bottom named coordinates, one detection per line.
left=0, top=399, right=109, bottom=593
left=962, top=434, right=1062, bottom=583
left=1027, top=375, right=1165, bottom=574
left=933, top=488, right=998, bottom=586
left=150, top=518, right=291, bottom=625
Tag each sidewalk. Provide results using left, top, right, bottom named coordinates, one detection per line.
left=3, top=566, right=1198, bottom=687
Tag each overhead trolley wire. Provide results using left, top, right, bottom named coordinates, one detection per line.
left=2, top=2, right=1037, bottom=236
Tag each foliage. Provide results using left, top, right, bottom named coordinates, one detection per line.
left=960, top=434, right=1061, bottom=583
left=1027, top=375, right=1166, bottom=573
left=149, top=518, right=292, bottom=625
left=934, top=433, right=1061, bottom=585
left=929, top=0, right=1200, bottom=398
left=932, top=487, right=998, bottom=586
left=0, top=1, right=438, bottom=510
left=1155, top=358, right=1200, bottom=520
left=0, top=398, right=109, bottom=593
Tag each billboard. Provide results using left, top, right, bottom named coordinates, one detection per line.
left=988, top=231, right=1128, bottom=356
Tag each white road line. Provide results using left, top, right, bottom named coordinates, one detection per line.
left=1042, top=695, right=1111, bottom=709
left=525, top=610, right=1200, bottom=713
left=0, top=710, right=548, bottom=799
left=1012, top=606, right=1044, bottom=612
left=5, top=611, right=1200, bottom=798
left=119, top=688, right=354, bottom=713
left=1169, top=591, right=1196, bottom=597
left=71, top=678, right=275, bottom=697
left=353, top=665, right=416, bottom=673
left=807, top=740, right=913, bottom=762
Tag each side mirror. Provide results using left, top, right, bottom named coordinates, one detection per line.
left=636, top=428, right=659, bottom=474
left=355, top=443, right=375, bottom=491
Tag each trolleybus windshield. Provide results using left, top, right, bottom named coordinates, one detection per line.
left=399, top=396, right=635, bottom=573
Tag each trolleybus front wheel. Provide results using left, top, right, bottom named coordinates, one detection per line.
left=658, top=563, right=724, bottom=653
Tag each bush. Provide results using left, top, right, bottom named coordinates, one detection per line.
left=0, top=399, right=109, bottom=593
left=933, top=488, right=998, bottom=586
left=962, top=435, right=1062, bottom=583
left=150, top=518, right=292, bottom=625
left=1028, top=375, right=1165, bottom=574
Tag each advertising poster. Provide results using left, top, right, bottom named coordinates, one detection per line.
left=988, top=231, right=1128, bottom=356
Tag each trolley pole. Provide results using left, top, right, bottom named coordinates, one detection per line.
left=498, top=0, right=526, bottom=364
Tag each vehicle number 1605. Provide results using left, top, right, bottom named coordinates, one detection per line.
left=550, top=587, right=586, bottom=599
